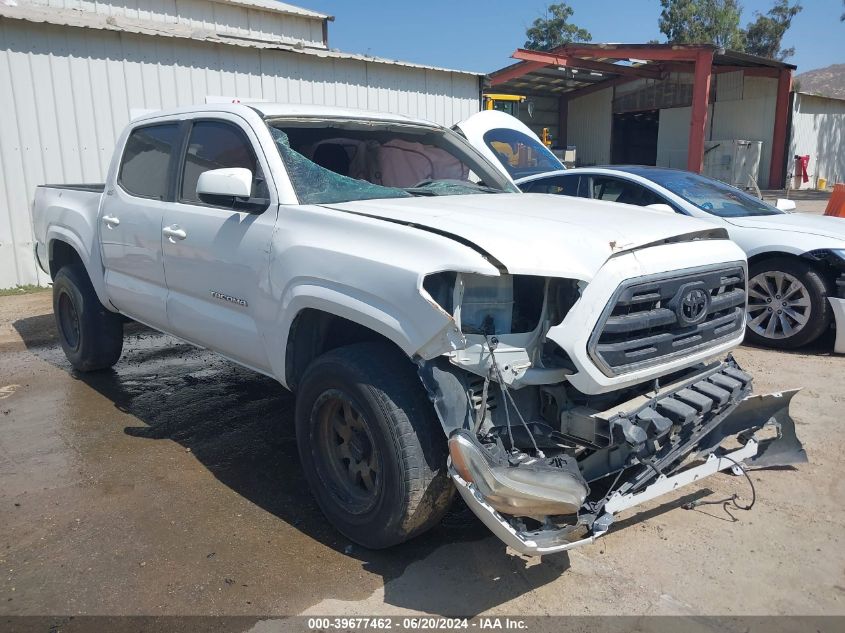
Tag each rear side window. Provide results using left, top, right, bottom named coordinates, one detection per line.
left=180, top=120, right=265, bottom=203
left=522, top=175, right=580, bottom=196
left=118, top=124, right=180, bottom=199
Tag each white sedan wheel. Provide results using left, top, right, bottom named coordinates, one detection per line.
left=746, top=271, right=812, bottom=340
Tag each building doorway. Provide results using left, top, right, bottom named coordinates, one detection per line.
left=611, top=110, right=659, bottom=165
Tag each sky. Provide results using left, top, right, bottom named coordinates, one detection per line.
left=303, top=0, right=843, bottom=75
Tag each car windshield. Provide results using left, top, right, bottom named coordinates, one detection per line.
left=482, top=127, right=563, bottom=179
left=267, top=118, right=518, bottom=205
left=643, top=170, right=783, bottom=218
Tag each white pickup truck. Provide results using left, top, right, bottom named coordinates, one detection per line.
left=32, top=103, right=804, bottom=556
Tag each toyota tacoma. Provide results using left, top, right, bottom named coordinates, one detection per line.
left=32, top=103, right=805, bottom=556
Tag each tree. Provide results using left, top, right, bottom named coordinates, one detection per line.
left=658, top=0, right=745, bottom=49
left=524, top=3, right=592, bottom=51
left=745, top=1, right=802, bottom=60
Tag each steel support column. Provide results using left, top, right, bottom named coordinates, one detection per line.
left=769, top=68, right=793, bottom=189
left=687, top=50, right=714, bottom=173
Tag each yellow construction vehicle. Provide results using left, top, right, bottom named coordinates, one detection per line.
left=483, top=93, right=525, bottom=116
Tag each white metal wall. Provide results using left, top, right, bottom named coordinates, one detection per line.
left=655, top=73, right=777, bottom=188
left=789, top=92, right=845, bottom=190
left=0, top=19, right=481, bottom=288
left=26, top=0, right=327, bottom=48
left=567, top=88, right=612, bottom=166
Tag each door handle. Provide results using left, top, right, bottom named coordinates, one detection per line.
left=102, top=215, right=120, bottom=228
left=162, top=225, right=187, bottom=242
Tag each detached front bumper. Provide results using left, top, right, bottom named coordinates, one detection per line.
left=452, top=438, right=761, bottom=556
left=449, top=374, right=806, bottom=557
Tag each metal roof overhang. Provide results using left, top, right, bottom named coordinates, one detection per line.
left=488, top=43, right=796, bottom=99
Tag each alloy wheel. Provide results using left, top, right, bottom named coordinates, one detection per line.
left=746, top=271, right=812, bottom=340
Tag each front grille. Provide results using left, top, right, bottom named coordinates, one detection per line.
left=589, top=264, right=746, bottom=376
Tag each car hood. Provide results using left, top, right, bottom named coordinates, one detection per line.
left=321, top=193, right=727, bottom=279
left=725, top=213, right=845, bottom=241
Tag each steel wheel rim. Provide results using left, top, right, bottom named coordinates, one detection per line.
left=57, top=290, right=81, bottom=351
left=746, top=271, right=811, bottom=340
left=313, top=390, right=381, bottom=515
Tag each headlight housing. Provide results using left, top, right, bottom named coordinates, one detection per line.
left=448, top=430, right=588, bottom=517
left=422, top=272, right=580, bottom=336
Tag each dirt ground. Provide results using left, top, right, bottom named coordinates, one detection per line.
left=1, top=290, right=843, bottom=621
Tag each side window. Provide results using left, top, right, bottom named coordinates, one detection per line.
left=180, top=121, right=266, bottom=204
left=592, top=176, right=660, bottom=207
left=118, top=123, right=180, bottom=200
left=522, top=175, right=580, bottom=196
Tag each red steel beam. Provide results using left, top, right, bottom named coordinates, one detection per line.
left=555, top=44, right=710, bottom=61
left=513, top=49, right=662, bottom=80
left=769, top=68, right=793, bottom=189
left=687, top=49, right=714, bottom=173
left=489, top=61, right=547, bottom=85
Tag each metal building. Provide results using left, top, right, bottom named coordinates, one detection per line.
left=0, top=0, right=483, bottom=288
left=489, top=43, right=796, bottom=191
left=788, top=91, right=845, bottom=190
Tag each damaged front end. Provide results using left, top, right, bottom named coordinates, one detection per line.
left=417, top=269, right=806, bottom=556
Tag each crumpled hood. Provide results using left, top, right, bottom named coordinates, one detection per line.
left=725, top=212, right=845, bottom=242
left=322, top=193, right=724, bottom=279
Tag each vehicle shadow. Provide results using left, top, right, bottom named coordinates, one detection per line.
left=740, top=327, right=838, bottom=357
left=12, top=314, right=570, bottom=616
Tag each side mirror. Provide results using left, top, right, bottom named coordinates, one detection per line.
left=196, top=167, right=253, bottom=201
left=775, top=198, right=797, bottom=212
left=646, top=203, right=675, bottom=214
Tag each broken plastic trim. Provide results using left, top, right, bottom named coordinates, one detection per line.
left=453, top=389, right=804, bottom=556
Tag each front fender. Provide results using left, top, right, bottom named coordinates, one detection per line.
left=265, top=280, right=464, bottom=387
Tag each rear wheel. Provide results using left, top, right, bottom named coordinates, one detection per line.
left=745, top=257, right=833, bottom=349
left=295, top=342, right=453, bottom=549
left=52, top=264, right=123, bottom=371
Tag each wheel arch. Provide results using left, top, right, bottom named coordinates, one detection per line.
left=45, top=229, right=114, bottom=311
left=284, top=307, right=414, bottom=392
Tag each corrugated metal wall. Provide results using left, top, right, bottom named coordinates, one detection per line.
left=0, top=19, right=480, bottom=288
left=789, top=92, right=845, bottom=190
left=27, top=0, right=327, bottom=48
left=567, top=88, right=612, bottom=166
left=655, top=73, right=777, bottom=188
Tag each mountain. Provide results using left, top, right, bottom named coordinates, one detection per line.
left=794, top=64, right=845, bottom=100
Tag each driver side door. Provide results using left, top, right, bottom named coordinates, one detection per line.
left=161, top=115, right=277, bottom=372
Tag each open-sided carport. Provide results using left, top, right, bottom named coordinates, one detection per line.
left=489, top=43, right=796, bottom=189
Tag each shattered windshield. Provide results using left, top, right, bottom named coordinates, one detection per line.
left=645, top=170, right=784, bottom=218
left=267, top=118, right=517, bottom=205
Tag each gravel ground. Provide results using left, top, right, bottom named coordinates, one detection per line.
left=0, top=291, right=843, bottom=621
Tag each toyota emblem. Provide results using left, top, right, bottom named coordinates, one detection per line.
left=677, top=288, right=710, bottom=326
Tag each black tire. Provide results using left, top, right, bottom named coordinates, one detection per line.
left=52, top=264, right=124, bottom=371
left=295, top=342, right=454, bottom=549
left=745, top=257, right=833, bottom=349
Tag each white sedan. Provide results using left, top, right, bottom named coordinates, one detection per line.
left=517, top=166, right=845, bottom=351
left=453, top=111, right=845, bottom=351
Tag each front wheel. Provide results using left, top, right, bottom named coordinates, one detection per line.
left=295, top=342, right=454, bottom=549
left=745, top=257, right=833, bottom=349
left=53, top=264, right=124, bottom=371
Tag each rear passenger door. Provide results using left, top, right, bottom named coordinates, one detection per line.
left=100, top=122, right=179, bottom=326
left=161, top=115, right=277, bottom=372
